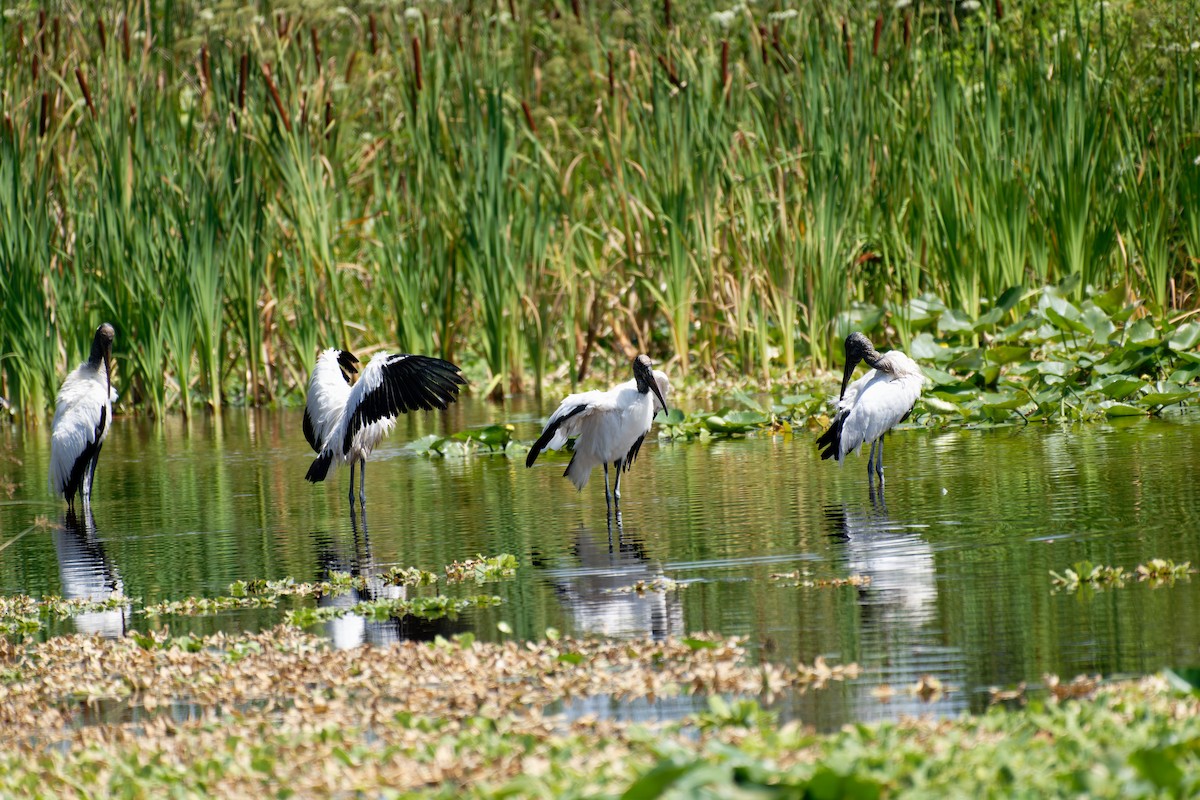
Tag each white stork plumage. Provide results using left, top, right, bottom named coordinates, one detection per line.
left=526, top=354, right=670, bottom=506
left=817, top=332, right=923, bottom=483
left=303, top=348, right=466, bottom=506
left=49, top=323, right=117, bottom=511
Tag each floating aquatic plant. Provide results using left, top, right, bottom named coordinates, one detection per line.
left=443, top=554, right=519, bottom=584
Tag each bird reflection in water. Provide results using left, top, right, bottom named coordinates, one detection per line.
left=313, top=508, right=467, bottom=649
left=824, top=486, right=966, bottom=718
left=545, top=509, right=683, bottom=640
left=54, top=507, right=130, bottom=638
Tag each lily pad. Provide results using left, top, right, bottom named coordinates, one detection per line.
left=1095, top=376, right=1145, bottom=399
left=1167, top=321, right=1200, bottom=352
left=937, top=309, right=976, bottom=334
left=1127, top=318, right=1159, bottom=346
left=986, top=345, right=1032, bottom=365
left=1101, top=402, right=1146, bottom=417
left=1044, top=306, right=1090, bottom=334
left=1139, top=390, right=1198, bottom=406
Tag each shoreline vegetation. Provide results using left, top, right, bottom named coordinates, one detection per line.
left=2, top=1, right=1199, bottom=417
left=2, top=624, right=1199, bottom=797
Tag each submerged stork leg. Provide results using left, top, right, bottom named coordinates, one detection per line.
left=612, top=458, right=624, bottom=502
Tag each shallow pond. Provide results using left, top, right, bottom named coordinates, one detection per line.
left=3, top=400, right=1200, bottom=728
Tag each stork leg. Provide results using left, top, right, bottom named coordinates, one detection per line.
left=602, top=462, right=612, bottom=507
left=867, top=440, right=877, bottom=481
left=348, top=460, right=356, bottom=505
left=82, top=453, right=99, bottom=509
left=612, top=459, right=623, bottom=503
left=359, top=458, right=367, bottom=508
left=875, top=438, right=885, bottom=482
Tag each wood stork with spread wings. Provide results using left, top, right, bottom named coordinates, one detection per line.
left=49, top=323, right=117, bottom=512
left=817, top=332, right=923, bottom=483
left=526, top=355, right=670, bottom=506
left=303, top=348, right=466, bottom=507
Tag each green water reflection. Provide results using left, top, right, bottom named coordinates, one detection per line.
left=3, top=402, right=1200, bottom=725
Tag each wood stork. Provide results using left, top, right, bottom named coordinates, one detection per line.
left=303, top=348, right=466, bottom=507
left=817, top=332, right=923, bottom=483
left=49, top=323, right=116, bottom=511
left=525, top=354, right=670, bottom=506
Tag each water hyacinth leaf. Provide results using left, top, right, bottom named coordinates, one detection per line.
left=997, top=316, right=1043, bottom=343
left=1170, top=365, right=1200, bottom=384
left=1092, top=282, right=1128, bottom=314
left=1044, top=306, right=1090, bottom=334
left=1139, top=390, right=1198, bottom=406
left=922, top=366, right=965, bottom=388
left=659, top=408, right=686, bottom=425
left=1102, top=402, right=1146, bottom=417
left=835, top=304, right=885, bottom=338
left=1037, top=361, right=1069, bottom=377
left=1095, top=376, right=1145, bottom=399
left=948, top=349, right=985, bottom=372
left=981, top=393, right=1025, bottom=410
left=973, top=307, right=1007, bottom=329
left=406, top=434, right=446, bottom=455
left=937, top=309, right=975, bottom=334
left=450, top=425, right=513, bottom=448
left=1110, top=302, right=1143, bottom=325
left=1127, top=318, right=1159, bottom=346
left=986, top=346, right=1032, bottom=365
left=1167, top=321, right=1200, bottom=352
left=920, top=395, right=963, bottom=415
left=931, top=388, right=980, bottom=406
left=1081, top=305, right=1116, bottom=342
left=703, top=416, right=735, bottom=433
left=908, top=333, right=947, bottom=363
left=994, top=286, right=1026, bottom=314
left=904, top=294, right=948, bottom=327
left=723, top=410, right=769, bottom=427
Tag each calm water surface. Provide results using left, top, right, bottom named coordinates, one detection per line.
left=3, top=400, right=1200, bottom=728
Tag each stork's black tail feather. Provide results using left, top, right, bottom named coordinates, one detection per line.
left=816, top=414, right=845, bottom=461
left=525, top=404, right=589, bottom=468
left=306, top=450, right=334, bottom=482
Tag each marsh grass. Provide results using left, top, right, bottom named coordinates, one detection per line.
left=1, top=1, right=1198, bottom=417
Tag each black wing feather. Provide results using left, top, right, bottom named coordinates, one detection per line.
left=337, top=350, right=360, bottom=376
left=306, top=450, right=334, bottom=483
left=623, top=433, right=647, bottom=471
left=63, top=406, right=107, bottom=505
left=342, top=355, right=466, bottom=455
left=526, top=404, right=589, bottom=468
left=302, top=407, right=320, bottom=452
left=816, top=411, right=846, bottom=461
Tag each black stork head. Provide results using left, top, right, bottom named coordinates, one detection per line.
left=632, top=354, right=669, bottom=415
left=839, top=332, right=881, bottom=400
left=89, top=323, right=116, bottom=382
left=336, top=350, right=361, bottom=383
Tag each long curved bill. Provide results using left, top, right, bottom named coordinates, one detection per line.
left=839, top=355, right=859, bottom=401
left=650, top=382, right=669, bottom=417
